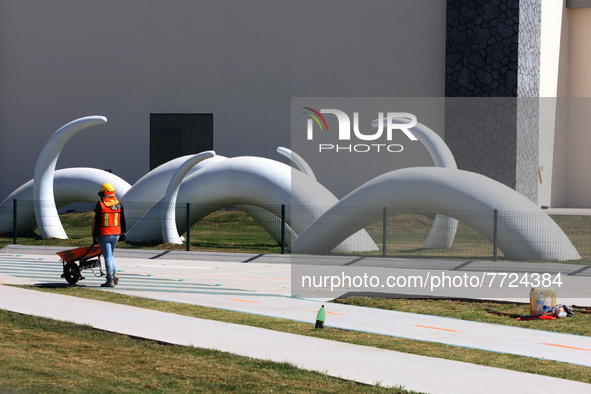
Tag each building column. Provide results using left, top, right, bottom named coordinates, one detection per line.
left=445, top=0, right=541, bottom=203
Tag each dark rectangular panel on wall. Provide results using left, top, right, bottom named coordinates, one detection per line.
left=150, top=114, right=183, bottom=170
left=150, top=114, right=214, bottom=170
left=181, top=114, right=213, bottom=156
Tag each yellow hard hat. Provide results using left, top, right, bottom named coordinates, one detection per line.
left=99, top=182, right=119, bottom=206
left=100, top=183, right=115, bottom=193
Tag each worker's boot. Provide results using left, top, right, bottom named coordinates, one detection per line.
left=113, top=273, right=119, bottom=286
left=101, top=277, right=115, bottom=287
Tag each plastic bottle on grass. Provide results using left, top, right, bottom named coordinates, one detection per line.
left=534, top=291, right=545, bottom=315
left=315, top=305, right=325, bottom=329
left=543, top=292, right=552, bottom=313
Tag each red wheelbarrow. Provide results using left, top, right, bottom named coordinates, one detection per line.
left=56, top=244, right=105, bottom=284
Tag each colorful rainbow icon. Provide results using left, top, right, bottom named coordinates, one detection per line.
left=302, top=107, right=328, bottom=131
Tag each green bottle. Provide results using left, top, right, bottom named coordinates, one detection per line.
left=315, top=305, right=325, bottom=329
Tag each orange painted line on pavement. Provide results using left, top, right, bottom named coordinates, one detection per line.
left=326, top=311, right=347, bottom=316
left=540, top=343, right=591, bottom=351
left=228, top=298, right=260, bottom=304
left=413, top=325, right=458, bottom=332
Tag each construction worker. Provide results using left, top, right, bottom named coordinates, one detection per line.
left=93, top=183, right=126, bottom=287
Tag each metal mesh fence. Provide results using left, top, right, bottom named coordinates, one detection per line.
left=547, top=213, right=591, bottom=261
left=1, top=200, right=589, bottom=263
left=375, top=210, right=499, bottom=260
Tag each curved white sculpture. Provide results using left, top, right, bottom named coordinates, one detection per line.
left=373, top=118, right=459, bottom=249
left=127, top=156, right=379, bottom=253
left=122, top=153, right=300, bottom=246
left=160, top=151, right=216, bottom=244
left=0, top=115, right=581, bottom=261
left=33, top=116, right=107, bottom=238
left=149, top=150, right=297, bottom=245
left=0, top=168, right=131, bottom=234
left=289, top=167, right=581, bottom=261
left=276, top=146, right=317, bottom=180
left=121, top=154, right=229, bottom=229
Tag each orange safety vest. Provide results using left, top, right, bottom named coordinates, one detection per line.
left=98, top=201, right=122, bottom=235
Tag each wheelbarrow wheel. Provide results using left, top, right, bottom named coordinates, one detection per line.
left=64, top=262, right=81, bottom=284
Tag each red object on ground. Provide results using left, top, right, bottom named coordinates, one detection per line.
left=56, top=244, right=102, bottom=263
left=516, top=313, right=557, bottom=321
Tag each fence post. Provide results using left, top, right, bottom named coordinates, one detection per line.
left=13, top=199, right=17, bottom=245
left=186, top=202, right=191, bottom=251
left=382, top=207, right=387, bottom=258
left=280, top=204, right=286, bottom=254
left=493, top=209, right=498, bottom=261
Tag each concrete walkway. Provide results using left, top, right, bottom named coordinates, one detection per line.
left=2, top=285, right=590, bottom=394
left=117, top=292, right=591, bottom=368
left=1, top=245, right=591, bottom=393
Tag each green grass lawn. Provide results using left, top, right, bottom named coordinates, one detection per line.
left=7, top=285, right=591, bottom=389
left=0, top=308, right=409, bottom=393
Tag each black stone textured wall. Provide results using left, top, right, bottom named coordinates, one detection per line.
left=445, top=0, right=540, bottom=203
left=446, top=0, right=519, bottom=97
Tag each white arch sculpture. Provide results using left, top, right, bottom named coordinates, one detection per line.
left=372, top=117, right=459, bottom=249
left=126, top=156, right=379, bottom=253
left=136, top=151, right=295, bottom=245
left=0, top=168, right=131, bottom=234
left=159, top=151, right=216, bottom=244
left=121, top=154, right=229, bottom=229
left=289, top=167, right=581, bottom=261
left=0, top=114, right=580, bottom=261
left=276, top=146, right=317, bottom=180
left=33, top=116, right=108, bottom=238
left=121, top=154, right=300, bottom=246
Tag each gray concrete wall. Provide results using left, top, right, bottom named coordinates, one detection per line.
left=0, top=0, right=446, bottom=201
